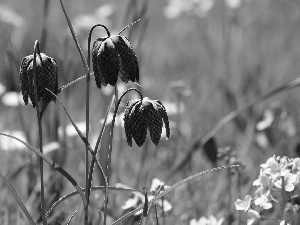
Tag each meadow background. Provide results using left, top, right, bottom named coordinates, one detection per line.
left=1, top=0, right=300, bottom=224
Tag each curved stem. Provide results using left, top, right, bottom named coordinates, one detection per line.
left=32, top=41, right=47, bottom=225
left=103, top=88, right=143, bottom=225
left=87, top=24, right=110, bottom=71
left=85, top=23, right=111, bottom=205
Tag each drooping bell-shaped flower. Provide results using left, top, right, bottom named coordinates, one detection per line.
left=92, top=35, right=139, bottom=88
left=19, top=53, right=58, bottom=107
left=123, top=97, right=170, bottom=147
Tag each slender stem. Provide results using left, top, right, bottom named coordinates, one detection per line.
left=32, top=41, right=47, bottom=225
left=281, top=176, right=286, bottom=219
left=85, top=23, right=111, bottom=206
left=103, top=88, right=143, bottom=225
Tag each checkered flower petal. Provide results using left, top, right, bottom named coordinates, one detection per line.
left=20, top=55, right=34, bottom=105
left=111, top=35, right=139, bottom=83
left=141, top=99, right=163, bottom=146
left=19, top=53, right=58, bottom=108
left=130, top=105, right=147, bottom=147
left=96, top=38, right=120, bottom=86
left=92, top=38, right=104, bottom=89
left=124, top=99, right=140, bottom=147
left=123, top=97, right=170, bottom=147
left=92, top=34, right=139, bottom=88
left=155, top=100, right=170, bottom=139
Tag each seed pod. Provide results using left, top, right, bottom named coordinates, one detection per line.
left=124, top=97, right=170, bottom=147
left=19, top=53, right=58, bottom=107
left=92, top=35, right=139, bottom=88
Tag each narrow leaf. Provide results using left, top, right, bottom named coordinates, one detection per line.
left=0, top=172, right=36, bottom=225
left=112, top=165, right=239, bottom=225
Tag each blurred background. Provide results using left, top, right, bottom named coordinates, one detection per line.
left=1, top=0, right=300, bottom=224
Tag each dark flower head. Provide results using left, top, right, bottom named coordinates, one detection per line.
left=124, top=97, right=170, bottom=147
left=19, top=53, right=58, bottom=107
left=92, top=35, right=139, bottom=88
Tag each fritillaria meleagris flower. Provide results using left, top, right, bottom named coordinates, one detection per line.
left=124, top=97, right=170, bottom=147
left=19, top=53, right=58, bottom=107
left=92, top=35, right=139, bottom=88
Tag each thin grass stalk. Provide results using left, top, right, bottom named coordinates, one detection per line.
left=0, top=132, right=87, bottom=217
left=59, top=0, right=88, bottom=75
left=65, top=210, right=77, bottom=225
left=32, top=41, right=46, bottom=225
left=86, top=95, right=114, bottom=206
left=41, top=73, right=91, bottom=118
left=0, top=172, right=36, bottom=225
left=46, top=186, right=141, bottom=218
left=113, top=165, right=239, bottom=225
left=58, top=3, right=89, bottom=222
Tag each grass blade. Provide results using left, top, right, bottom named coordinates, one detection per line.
left=0, top=132, right=87, bottom=209
left=113, top=165, right=239, bottom=225
left=0, top=172, right=36, bottom=225
left=46, top=186, right=141, bottom=218
left=168, top=77, right=300, bottom=178
left=46, top=89, right=94, bottom=155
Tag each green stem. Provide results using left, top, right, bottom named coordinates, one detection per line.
left=32, top=41, right=47, bottom=225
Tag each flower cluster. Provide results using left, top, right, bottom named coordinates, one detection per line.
left=235, top=155, right=300, bottom=225
left=19, top=25, right=170, bottom=148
